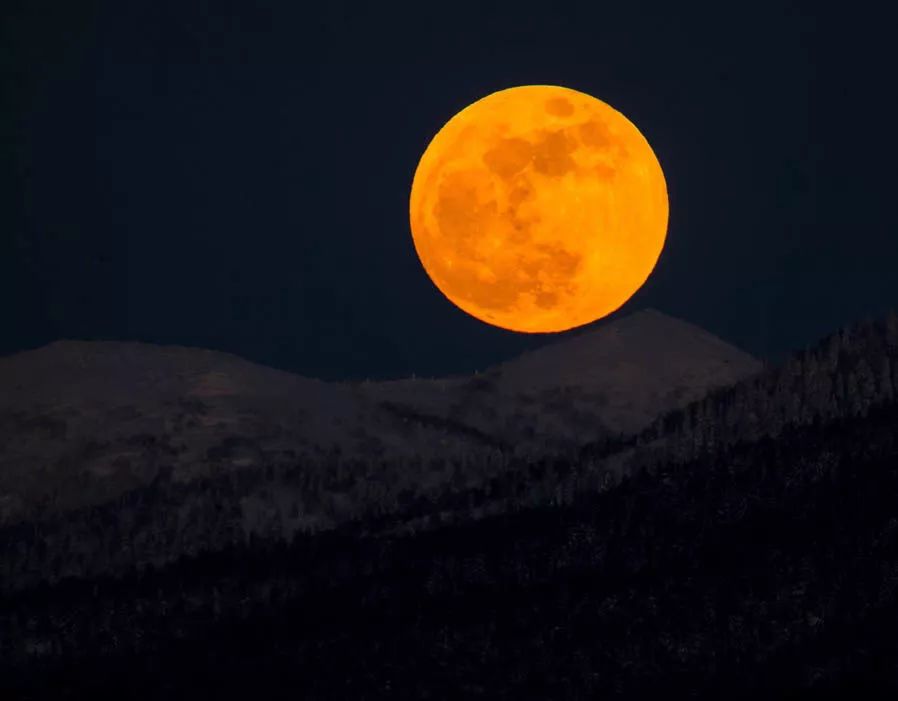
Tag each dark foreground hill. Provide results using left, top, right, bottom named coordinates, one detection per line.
left=3, top=390, right=898, bottom=698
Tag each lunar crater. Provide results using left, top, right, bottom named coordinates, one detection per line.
left=544, top=96, right=574, bottom=116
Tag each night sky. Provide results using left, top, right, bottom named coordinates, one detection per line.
left=3, top=1, right=896, bottom=380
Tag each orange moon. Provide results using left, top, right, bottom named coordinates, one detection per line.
left=408, top=85, right=669, bottom=333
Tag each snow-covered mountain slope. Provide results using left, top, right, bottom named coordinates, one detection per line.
left=0, top=309, right=761, bottom=524
left=360, top=309, right=762, bottom=448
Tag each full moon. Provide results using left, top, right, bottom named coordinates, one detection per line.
left=409, top=85, right=669, bottom=333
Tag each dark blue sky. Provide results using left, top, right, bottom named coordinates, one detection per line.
left=3, top=1, right=896, bottom=380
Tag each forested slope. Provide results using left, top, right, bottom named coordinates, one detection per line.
left=3, top=397, right=898, bottom=698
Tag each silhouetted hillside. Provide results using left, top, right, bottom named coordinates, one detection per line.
left=0, top=309, right=761, bottom=588
left=3, top=392, right=898, bottom=698
left=3, top=313, right=897, bottom=590
left=4, top=312, right=898, bottom=697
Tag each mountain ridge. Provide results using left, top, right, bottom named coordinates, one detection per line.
left=0, top=308, right=761, bottom=528
left=1, top=310, right=896, bottom=591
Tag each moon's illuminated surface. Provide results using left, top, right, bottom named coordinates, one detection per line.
left=409, top=84, right=669, bottom=333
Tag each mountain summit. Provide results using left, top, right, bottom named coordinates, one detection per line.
left=364, top=309, right=762, bottom=447
left=494, top=308, right=761, bottom=432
